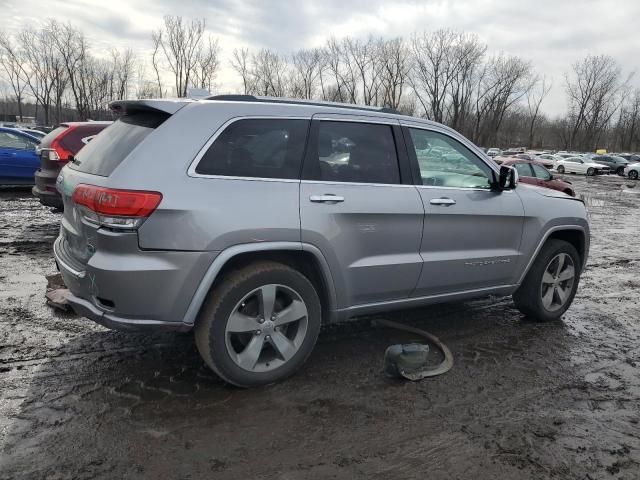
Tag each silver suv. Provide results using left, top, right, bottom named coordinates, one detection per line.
left=54, top=96, right=590, bottom=387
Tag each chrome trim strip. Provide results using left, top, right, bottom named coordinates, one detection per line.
left=337, top=284, right=516, bottom=314
left=300, top=180, right=414, bottom=188
left=187, top=115, right=311, bottom=179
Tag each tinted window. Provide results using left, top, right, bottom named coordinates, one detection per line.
left=39, top=126, right=67, bottom=149
left=514, top=163, right=533, bottom=177
left=196, top=119, right=308, bottom=179
left=70, top=113, right=168, bottom=176
left=0, top=131, right=36, bottom=150
left=409, top=128, right=492, bottom=189
left=531, top=164, right=551, bottom=180
left=306, top=121, right=400, bottom=184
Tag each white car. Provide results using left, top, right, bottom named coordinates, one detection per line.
left=486, top=148, right=501, bottom=157
left=555, top=157, right=610, bottom=176
left=624, top=162, right=640, bottom=180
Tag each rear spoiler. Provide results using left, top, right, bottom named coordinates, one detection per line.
left=109, top=99, right=192, bottom=116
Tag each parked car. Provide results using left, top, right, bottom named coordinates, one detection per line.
left=514, top=153, right=553, bottom=169
left=486, top=147, right=501, bottom=157
left=32, top=121, right=111, bottom=209
left=502, top=159, right=575, bottom=196
left=555, top=157, right=610, bottom=175
left=624, top=162, right=640, bottom=180
left=53, top=95, right=590, bottom=387
left=591, top=155, right=628, bottom=175
left=536, top=153, right=563, bottom=168
left=616, top=153, right=640, bottom=164
left=15, top=128, right=46, bottom=139
left=0, top=127, right=41, bottom=185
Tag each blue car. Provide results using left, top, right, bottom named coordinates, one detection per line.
left=0, top=127, right=41, bottom=185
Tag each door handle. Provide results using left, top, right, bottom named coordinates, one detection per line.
left=429, top=197, right=456, bottom=206
left=309, top=194, right=344, bottom=203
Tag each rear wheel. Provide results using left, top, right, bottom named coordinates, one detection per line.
left=195, top=261, right=321, bottom=387
left=616, top=166, right=625, bottom=175
left=630, top=170, right=639, bottom=180
left=513, top=239, right=581, bottom=322
left=557, top=165, right=565, bottom=174
left=563, top=189, right=575, bottom=197
left=586, top=167, right=595, bottom=176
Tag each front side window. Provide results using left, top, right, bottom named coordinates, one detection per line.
left=408, top=128, right=492, bottom=189
left=531, top=164, right=552, bottom=180
left=196, top=119, right=309, bottom=179
left=307, top=121, right=400, bottom=184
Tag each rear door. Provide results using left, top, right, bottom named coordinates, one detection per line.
left=300, top=115, right=424, bottom=307
left=403, top=124, right=524, bottom=296
left=0, top=131, right=39, bottom=181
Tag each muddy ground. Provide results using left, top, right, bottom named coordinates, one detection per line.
left=0, top=175, right=639, bottom=479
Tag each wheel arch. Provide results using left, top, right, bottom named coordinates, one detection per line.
left=517, top=226, right=588, bottom=286
left=182, top=242, right=338, bottom=326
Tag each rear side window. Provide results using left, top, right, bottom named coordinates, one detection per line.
left=513, top=163, right=533, bottom=178
left=69, top=112, right=168, bottom=176
left=195, top=119, right=309, bottom=179
left=308, top=121, right=400, bottom=184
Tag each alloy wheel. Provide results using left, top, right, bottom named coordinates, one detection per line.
left=540, top=253, right=575, bottom=312
left=224, top=284, right=309, bottom=373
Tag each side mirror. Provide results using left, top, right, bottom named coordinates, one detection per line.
left=493, top=165, right=518, bottom=191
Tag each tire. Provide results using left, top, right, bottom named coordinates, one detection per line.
left=586, top=167, right=595, bottom=176
left=513, top=239, right=581, bottom=322
left=194, top=261, right=321, bottom=387
left=563, top=189, right=575, bottom=197
left=557, top=165, right=565, bottom=174
left=630, top=170, right=639, bottom=180
left=616, top=166, right=625, bottom=176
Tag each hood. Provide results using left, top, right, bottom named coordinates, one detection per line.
left=518, top=182, right=583, bottom=202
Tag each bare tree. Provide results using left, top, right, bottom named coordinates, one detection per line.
left=230, top=48, right=254, bottom=95
left=565, top=55, right=629, bottom=150
left=0, top=32, right=27, bottom=121
left=151, top=31, right=164, bottom=97
left=290, top=48, right=322, bottom=99
left=526, top=76, right=552, bottom=147
left=378, top=38, right=411, bottom=109
left=153, top=16, right=220, bottom=97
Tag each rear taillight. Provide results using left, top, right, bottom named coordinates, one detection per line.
left=72, top=184, right=162, bottom=230
left=49, top=125, right=78, bottom=162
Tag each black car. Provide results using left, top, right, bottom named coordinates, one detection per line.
left=32, top=121, right=111, bottom=209
left=591, top=155, right=629, bottom=175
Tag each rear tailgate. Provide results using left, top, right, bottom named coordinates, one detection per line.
left=56, top=102, right=186, bottom=274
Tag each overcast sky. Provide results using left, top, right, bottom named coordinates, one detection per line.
left=3, top=0, right=639, bottom=116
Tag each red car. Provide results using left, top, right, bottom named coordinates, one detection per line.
left=502, top=159, right=575, bottom=196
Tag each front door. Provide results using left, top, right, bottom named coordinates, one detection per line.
left=403, top=125, right=524, bottom=297
left=300, top=116, right=424, bottom=307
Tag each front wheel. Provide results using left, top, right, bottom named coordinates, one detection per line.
left=513, top=239, right=581, bottom=322
left=557, top=165, right=565, bottom=174
left=586, top=167, right=595, bottom=176
left=195, top=261, right=322, bottom=387
left=630, top=170, right=639, bottom=180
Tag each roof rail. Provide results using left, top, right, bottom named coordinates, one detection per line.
left=205, top=94, right=401, bottom=116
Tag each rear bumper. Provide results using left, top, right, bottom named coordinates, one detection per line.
left=53, top=234, right=217, bottom=332
left=33, top=169, right=63, bottom=208
left=65, top=291, right=192, bottom=332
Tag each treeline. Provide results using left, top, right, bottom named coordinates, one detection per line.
left=0, top=16, right=638, bottom=151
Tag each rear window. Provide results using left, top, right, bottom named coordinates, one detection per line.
left=39, top=126, right=67, bottom=149
left=69, top=113, right=168, bottom=176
